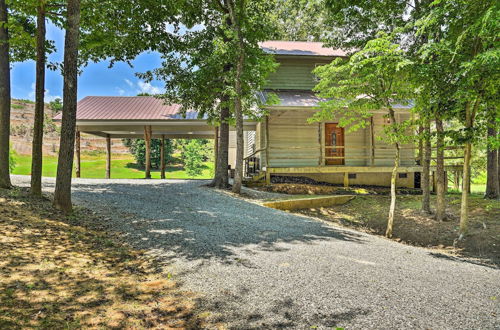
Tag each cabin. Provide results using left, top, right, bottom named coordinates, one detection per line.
left=251, top=41, right=418, bottom=188
left=57, top=40, right=444, bottom=188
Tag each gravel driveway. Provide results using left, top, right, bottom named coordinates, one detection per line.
left=12, top=176, right=500, bottom=329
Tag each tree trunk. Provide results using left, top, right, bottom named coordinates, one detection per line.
left=417, top=125, right=423, bottom=165
left=53, top=0, right=81, bottom=213
left=460, top=142, right=472, bottom=237
left=421, top=118, right=431, bottom=213
left=453, top=171, right=460, bottom=191
left=30, top=2, right=47, bottom=197
left=459, top=99, right=479, bottom=238
left=75, top=130, right=80, bottom=177
left=229, top=0, right=245, bottom=194
left=105, top=134, right=111, bottom=179
left=435, top=116, right=446, bottom=220
left=0, top=0, right=11, bottom=189
left=214, top=126, right=219, bottom=175
left=212, top=104, right=230, bottom=189
left=386, top=108, right=399, bottom=238
left=485, top=126, right=499, bottom=199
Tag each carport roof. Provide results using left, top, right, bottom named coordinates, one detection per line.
left=53, top=96, right=201, bottom=121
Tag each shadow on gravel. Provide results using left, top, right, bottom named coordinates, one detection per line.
left=202, top=288, right=372, bottom=328
left=428, top=252, right=499, bottom=270
left=69, top=181, right=365, bottom=264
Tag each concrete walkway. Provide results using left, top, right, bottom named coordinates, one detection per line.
left=12, top=176, right=500, bottom=329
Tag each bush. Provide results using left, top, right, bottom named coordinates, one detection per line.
left=9, top=144, right=16, bottom=173
left=123, top=138, right=173, bottom=169
left=49, top=98, right=63, bottom=113
left=175, top=139, right=211, bottom=177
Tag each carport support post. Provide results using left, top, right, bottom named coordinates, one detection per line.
left=160, top=134, right=166, bottom=179
left=106, top=134, right=111, bottom=179
left=75, top=130, right=81, bottom=178
left=343, top=172, right=349, bottom=188
left=144, top=125, right=152, bottom=179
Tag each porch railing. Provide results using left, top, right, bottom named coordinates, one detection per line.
left=266, top=145, right=464, bottom=165
left=243, top=148, right=265, bottom=178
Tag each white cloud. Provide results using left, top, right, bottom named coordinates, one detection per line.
left=137, top=81, right=162, bottom=95
left=124, top=79, right=134, bottom=88
left=28, top=83, right=62, bottom=103
left=116, top=87, right=126, bottom=96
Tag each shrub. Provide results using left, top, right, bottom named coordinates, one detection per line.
left=11, top=103, right=24, bottom=109
left=9, top=144, right=16, bottom=173
left=49, top=98, right=63, bottom=113
left=176, top=139, right=208, bottom=177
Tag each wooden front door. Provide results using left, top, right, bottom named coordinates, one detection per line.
left=325, top=123, right=345, bottom=165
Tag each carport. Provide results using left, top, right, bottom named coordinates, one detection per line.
left=54, top=96, right=256, bottom=179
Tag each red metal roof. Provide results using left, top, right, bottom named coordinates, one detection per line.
left=260, top=41, right=347, bottom=57
left=53, top=96, right=200, bottom=121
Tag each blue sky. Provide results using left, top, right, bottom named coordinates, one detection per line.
left=11, top=22, right=166, bottom=102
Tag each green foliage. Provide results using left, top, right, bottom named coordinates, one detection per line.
left=122, top=138, right=173, bottom=169
left=49, top=98, right=63, bottom=113
left=311, top=33, right=413, bottom=145
left=177, top=140, right=206, bottom=177
left=271, top=0, right=327, bottom=41
left=11, top=103, right=24, bottom=109
left=43, top=113, right=59, bottom=134
left=9, top=144, right=16, bottom=173
left=414, top=0, right=499, bottom=145
left=323, top=0, right=409, bottom=50
left=139, top=0, right=279, bottom=125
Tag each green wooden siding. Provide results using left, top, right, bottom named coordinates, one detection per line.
left=266, top=58, right=330, bottom=90
left=262, top=109, right=415, bottom=167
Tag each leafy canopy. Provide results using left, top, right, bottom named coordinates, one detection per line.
left=139, top=0, right=279, bottom=124
left=311, top=33, right=413, bottom=139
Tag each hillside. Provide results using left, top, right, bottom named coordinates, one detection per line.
left=10, top=99, right=128, bottom=155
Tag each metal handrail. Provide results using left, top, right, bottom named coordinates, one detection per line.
left=243, top=148, right=266, bottom=161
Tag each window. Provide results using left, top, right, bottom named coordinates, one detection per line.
left=331, top=132, right=337, bottom=152
left=399, top=173, right=408, bottom=179
left=348, top=173, right=357, bottom=179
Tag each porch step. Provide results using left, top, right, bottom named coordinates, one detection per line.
left=243, top=170, right=265, bottom=182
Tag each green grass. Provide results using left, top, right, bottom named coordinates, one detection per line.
left=12, top=154, right=214, bottom=180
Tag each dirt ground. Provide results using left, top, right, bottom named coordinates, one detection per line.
left=0, top=187, right=216, bottom=329
left=256, top=184, right=500, bottom=266
left=261, top=182, right=419, bottom=195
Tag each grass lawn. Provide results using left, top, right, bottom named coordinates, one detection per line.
left=0, top=187, right=210, bottom=328
left=12, top=154, right=214, bottom=180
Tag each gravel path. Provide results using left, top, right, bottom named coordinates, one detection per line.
left=12, top=176, right=500, bottom=329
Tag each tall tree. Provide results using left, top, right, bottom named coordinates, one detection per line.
left=141, top=0, right=277, bottom=190
left=420, top=117, right=431, bottom=213
left=225, top=0, right=278, bottom=193
left=418, top=0, right=499, bottom=237
left=51, top=0, right=183, bottom=210
left=53, top=0, right=80, bottom=212
left=311, top=33, right=413, bottom=237
left=0, top=0, right=11, bottom=188
left=227, top=0, right=245, bottom=193
left=30, top=0, right=47, bottom=196
left=10, top=0, right=58, bottom=195
left=0, top=0, right=39, bottom=188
